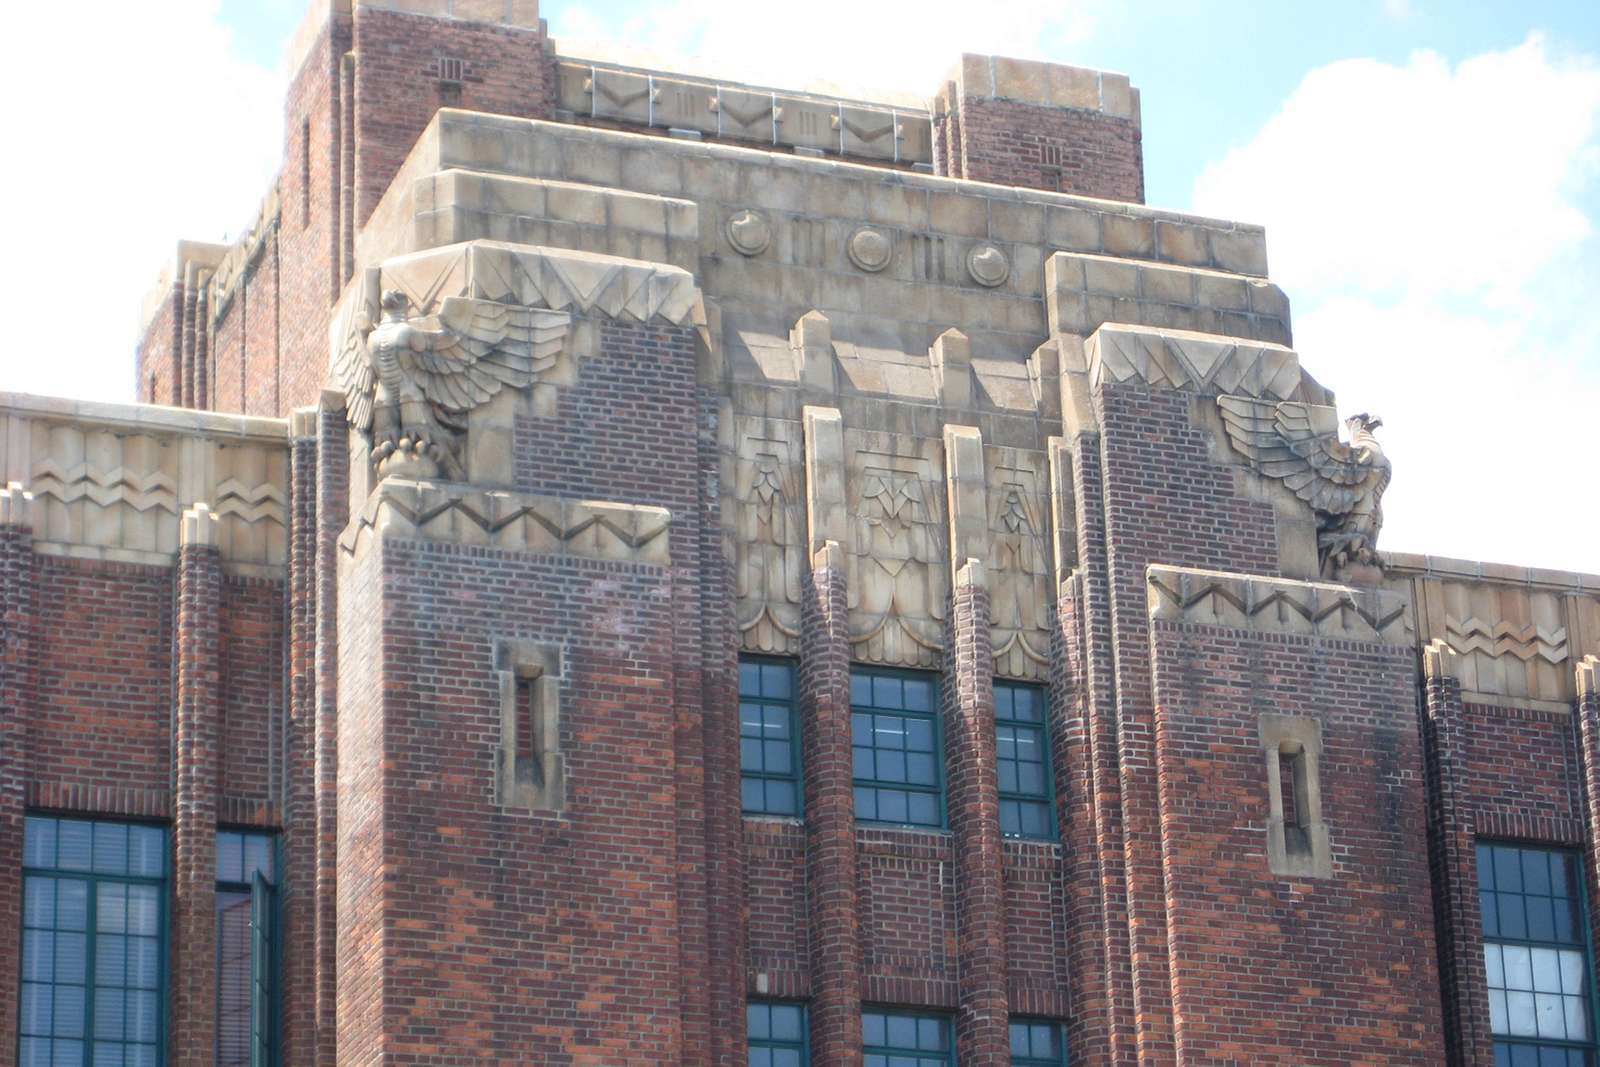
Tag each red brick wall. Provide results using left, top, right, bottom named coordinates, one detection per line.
left=136, top=285, right=183, bottom=406
left=350, top=7, right=551, bottom=227
left=1092, top=381, right=1282, bottom=1059
left=745, top=817, right=809, bottom=997
left=1460, top=702, right=1584, bottom=840
left=949, top=96, right=1144, bottom=202
left=1002, top=841, right=1070, bottom=1018
left=27, top=557, right=174, bottom=798
left=1151, top=620, right=1444, bottom=1063
left=339, top=539, right=691, bottom=1062
left=857, top=829, right=959, bottom=1008
left=221, top=575, right=286, bottom=811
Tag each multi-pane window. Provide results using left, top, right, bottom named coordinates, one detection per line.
left=851, top=670, right=943, bottom=828
left=741, top=658, right=801, bottom=816
left=747, top=1001, right=807, bottom=1066
left=862, top=1008, right=953, bottom=1067
left=20, top=815, right=167, bottom=1067
left=1010, top=1018, right=1066, bottom=1065
left=995, top=682, right=1054, bottom=839
left=1478, top=843, right=1596, bottom=1066
left=216, top=831, right=278, bottom=1067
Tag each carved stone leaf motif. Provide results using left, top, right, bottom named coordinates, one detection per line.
left=987, top=447, right=1053, bottom=680
left=733, top=420, right=804, bottom=654
left=848, top=438, right=947, bottom=667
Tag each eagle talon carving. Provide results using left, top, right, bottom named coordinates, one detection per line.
left=1218, top=397, right=1390, bottom=581
left=333, top=288, right=570, bottom=483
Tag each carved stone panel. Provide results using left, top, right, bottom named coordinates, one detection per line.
left=845, top=430, right=948, bottom=668
left=986, top=445, right=1053, bottom=681
left=728, top=414, right=805, bottom=655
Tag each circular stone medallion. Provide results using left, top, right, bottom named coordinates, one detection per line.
left=966, top=244, right=1010, bottom=287
left=725, top=209, right=771, bottom=256
left=847, top=227, right=893, bottom=272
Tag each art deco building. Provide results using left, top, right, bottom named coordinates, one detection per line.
left=1, top=2, right=1596, bottom=1064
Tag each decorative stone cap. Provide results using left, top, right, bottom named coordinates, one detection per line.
left=339, top=479, right=670, bottom=565
left=0, top=481, right=32, bottom=526
left=181, top=503, right=220, bottom=548
left=1087, top=323, right=1305, bottom=401
left=1147, top=564, right=1412, bottom=645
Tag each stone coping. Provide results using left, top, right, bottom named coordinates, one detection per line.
left=1147, top=564, right=1412, bottom=646
left=1384, top=551, right=1600, bottom=593
left=429, top=108, right=1267, bottom=239
left=0, top=392, right=289, bottom=443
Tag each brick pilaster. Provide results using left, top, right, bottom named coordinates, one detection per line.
left=180, top=270, right=198, bottom=409
left=801, top=542, right=863, bottom=1064
left=1575, top=657, right=1600, bottom=1067
left=314, top=396, right=347, bottom=1067
left=946, top=561, right=1010, bottom=1064
left=283, top=409, right=320, bottom=1067
left=1054, top=571, right=1112, bottom=1067
left=1421, top=642, right=1493, bottom=1066
left=1067, top=433, right=1136, bottom=1065
left=194, top=283, right=211, bottom=411
left=0, top=488, right=35, bottom=1067
left=172, top=505, right=223, bottom=1067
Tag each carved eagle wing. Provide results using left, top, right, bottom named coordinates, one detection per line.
left=399, top=297, right=571, bottom=417
left=1217, top=395, right=1372, bottom=515
left=331, top=301, right=375, bottom=432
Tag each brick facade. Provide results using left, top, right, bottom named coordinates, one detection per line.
left=9, top=3, right=1597, bottom=1066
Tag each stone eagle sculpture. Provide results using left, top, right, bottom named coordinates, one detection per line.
left=1217, top=395, right=1390, bottom=578
left=333, top=289, right=569, bottom=480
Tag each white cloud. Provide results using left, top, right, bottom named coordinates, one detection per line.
left=544, top=0, right=1097, bottom=105
left=0, top=0, right=285, bottom=402
left=1193, top=36, right=1600, bottom=572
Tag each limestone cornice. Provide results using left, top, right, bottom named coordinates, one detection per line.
left=338, top=478, right=672, bottom=564
left=1147, top=564, right=1412, bottom=646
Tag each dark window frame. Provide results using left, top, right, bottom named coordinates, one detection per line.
left=215, top=829, right=280, bottom=1067
left=740, top=655, right=803, bottom=817
left=1477, top=841, right=1600, bottom=1066
left=861, top=1006, right=954, bottom=1065
left=18, top=814, right=169, bottom=1067
left=850, top=667, right=947, bottom=830
left=995, top=680, right=1057, bottom=840
left=1009, top=1016, right=1067, bottom=1065
left=747, top=999, right=809, bottom=1066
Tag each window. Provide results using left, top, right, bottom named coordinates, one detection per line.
left=851, top=669, right=943, bottom=828
left=20, top=815, right=167, bottom=1067
left=1258, top=714, right=1331, bottom=879
left=216, top=831, right=277, bottom=1067
left=1010, top=1018, right=1066, bottom=1065
left=862, top=1008, right=952, bottom=1067
left=1479, top=843, right=1596, bottom=1066
left=996, top=682, right=1054, bottom=839
left=741, top=657, right=801, bottom=816
left=747, top=1001, right=806, bottom=1066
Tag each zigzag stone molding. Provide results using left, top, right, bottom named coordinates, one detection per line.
left=1147, top=564, right=1412, bottom=645
left=1087, top=323, right=1305, bottom=400
left=1444, top=615, right=1568, bottom=665
left=339, top=478, right=671, bottom=565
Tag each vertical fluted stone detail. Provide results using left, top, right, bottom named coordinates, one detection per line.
left=946, top=560, right=1010, bottom=1064
left=172, top=506, right=222, bottom=1067
left=801, top=541, right=863, bottom=1065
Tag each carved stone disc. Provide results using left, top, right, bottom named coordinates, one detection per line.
left=847, top=227, right=893, bottom=272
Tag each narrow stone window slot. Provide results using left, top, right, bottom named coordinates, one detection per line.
left=1259, top=714, right=1332, bottom=879
left=495, top=640, right=564, bottom=811
left=1278, top=742, right=1309, bottom=856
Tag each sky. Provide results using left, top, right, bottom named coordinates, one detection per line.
left=0, top=0, right=1596, bottom=572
